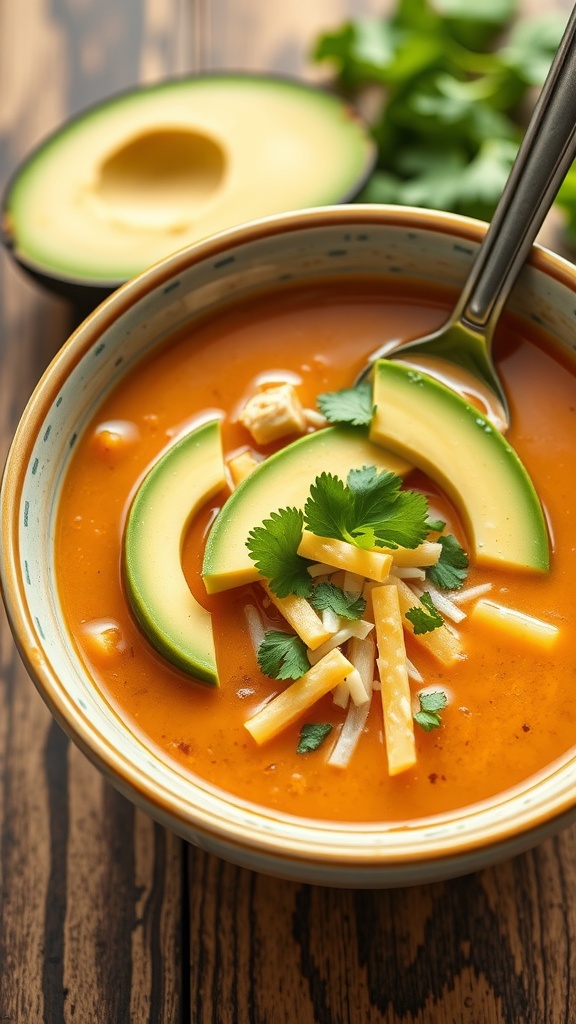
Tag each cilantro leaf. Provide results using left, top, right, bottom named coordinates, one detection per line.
left=304, top=472, right=356, bottom=543
left=420, top=691, right=449, bottom=713
left=297, top=722, right=334, bottom=753
left=452, top=138, right=519, bottom=222
left=304, top=468, right=430, bottom=551
left=312, top=20, right=402, bottom=90
left=426, top=518, right=446, bottom=532
left=405, top=592, right=444, bottom=634
left=347, top=466, right=430, bottom=549
left=426, top=534, right=468, bottom=590
left=414, top=710, right=442, bottom=731
left=316, top=380, right=374, bottom=427
left=414, top=690, right=448, bottom=731
left=257, top=631, right=310, bottom=681
left=246, top=507, right=312, bottom=598
left=310, top=582, right=366, bottom=620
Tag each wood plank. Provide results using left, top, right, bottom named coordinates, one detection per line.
left=0, top=1, right=188, bottom=1021
left=187, top=831, right=576, bottom=1023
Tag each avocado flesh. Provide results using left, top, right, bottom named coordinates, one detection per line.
left=369, top=360, right=550, bottom=572
left=124, top=419, right=226, bottom=685
left=202, top=426, right=412, bottom=594
left=4, top=75, right=375, bottom=286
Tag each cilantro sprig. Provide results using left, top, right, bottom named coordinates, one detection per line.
left=405, top=592, right=444, bottom=634
left=304, top=467, right=430, bottom=550
left=316, top=380, right=373, bottom=427
left=257, top=630, right=310, bottom=680
left=310, top=582, right=366, bottom=620
left=426, top=534, right=468, bottom=590
left=246, top=507, right=312, bottom=598
left=297, top=723, right=334, bottom=753
left=246, top=467, right=446, bottom=597
left=414, top=691, right=448, bottom=732
left=426, top=518, right=446, bottom=533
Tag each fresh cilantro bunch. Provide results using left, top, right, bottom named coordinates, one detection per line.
left=313, top=0, right=566, bottom=223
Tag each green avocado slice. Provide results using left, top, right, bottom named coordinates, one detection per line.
left=123, top=419, right=226, bottom=685
left=369, top=360, right=550, bottom=572
left=3, top=75, right=374, bottom=290
left=202, top=426, right=412, bottom=594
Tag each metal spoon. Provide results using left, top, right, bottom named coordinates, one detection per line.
left=360, top=4, right=576, bottom=431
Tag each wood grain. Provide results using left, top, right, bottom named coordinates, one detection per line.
left=187, top=830, right=576, bottom=1024
left=0, top=2, right=189, bottom=1022
left=1, top=0, right=576, bottom=1022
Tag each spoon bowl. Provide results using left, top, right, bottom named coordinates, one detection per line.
left=358, top=319, right=509, bottom=431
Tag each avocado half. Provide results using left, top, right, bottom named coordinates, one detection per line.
left=2, top=74, right=375, bottom=302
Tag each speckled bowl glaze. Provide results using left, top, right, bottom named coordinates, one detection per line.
left=2, top=205, right=576, bottom=887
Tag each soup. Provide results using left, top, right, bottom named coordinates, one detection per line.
left=56, top=278, right=576, bottom=824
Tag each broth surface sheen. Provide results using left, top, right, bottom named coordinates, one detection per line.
left=56, top=280, right=576, bottom=824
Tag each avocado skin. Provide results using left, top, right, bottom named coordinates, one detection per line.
left=2, top=139, right=117, bottom=308
left=2, top=73, right=376, bottom=303
left=12, top=260, right=114, bottom=312
left=1, top=209, right=115, bottom=310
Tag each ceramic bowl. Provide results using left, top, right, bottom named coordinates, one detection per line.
left=3, top=205, right=576, bottom=887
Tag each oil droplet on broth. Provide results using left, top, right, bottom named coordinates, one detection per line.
left=90, top=419, right=140, bottom=462
left=81, top=618, right=128, bottom=664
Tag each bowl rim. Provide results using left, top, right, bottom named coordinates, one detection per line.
left=3, top=202, right=576, bottom=869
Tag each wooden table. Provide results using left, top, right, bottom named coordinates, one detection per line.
left=1, top=1, right=575, bottom=1021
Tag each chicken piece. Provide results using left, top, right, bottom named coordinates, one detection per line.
left=238, top=383, right=307, bottom=444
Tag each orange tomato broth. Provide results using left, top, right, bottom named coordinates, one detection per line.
left=56, top=278, right=576, bottom=824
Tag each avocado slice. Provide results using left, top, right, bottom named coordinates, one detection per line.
left=2, top=75, right=375, bottom=297
left=202, top=426, right=412, bottom=594
left=369, top=360, right=550, bottom=572
left=124, top=419, right=226, bottom=685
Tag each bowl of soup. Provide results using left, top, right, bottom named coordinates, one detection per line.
left=2, top=205, right=576, bottom=887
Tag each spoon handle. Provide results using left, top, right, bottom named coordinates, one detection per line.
left=455, top=5, right=576, bottom=333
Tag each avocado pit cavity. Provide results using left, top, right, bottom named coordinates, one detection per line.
left=87, top=128, right=226, bottom=232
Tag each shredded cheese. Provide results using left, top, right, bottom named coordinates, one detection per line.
left=244, top=649, right=355, bottom=745
left=470, top=599, right=559, bottom=648
left=261, top=582, right=333, bottom=650
left=372, top=585, right=417, bottom=776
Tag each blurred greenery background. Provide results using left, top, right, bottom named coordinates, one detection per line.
left=312, top=0, right=576, bottom=246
